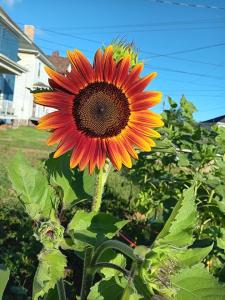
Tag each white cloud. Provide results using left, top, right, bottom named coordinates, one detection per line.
left=3, top=0, right=22, bottom=7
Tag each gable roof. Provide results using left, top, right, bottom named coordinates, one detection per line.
left=0, top=6, right=55, bottom=69
left=201, top=115, right=225, bottom=124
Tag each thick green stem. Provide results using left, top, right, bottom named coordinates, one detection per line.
left=80, top=247, right=94, bottom=300
left=91, top=168, right=104, bottom=212
left=80, top=162, right=111, bottom=299
left=56, top=278, right=67, bottom=300
left=91, top=162, right=111, bottom=213
left=91, top=240, right=136, bottom=267
left=91, top=262, right=129, bottom=277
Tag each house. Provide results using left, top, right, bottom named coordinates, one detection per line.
left=47, top=51, right=70, bottom=74
left=201, top=115, right=225, bottom=128
left=0, top=6, right=70, bottom=126
left=12, top=25, right=57, bottom=125
left=0, top=6, right=27, bottom=120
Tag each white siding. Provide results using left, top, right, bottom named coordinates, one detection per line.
left=13, top=52, right=54, bottom=123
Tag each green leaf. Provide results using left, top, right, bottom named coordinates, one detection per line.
left=33, top=249, right=67, bottom=300
left=67, top=210, right=128, bottom=251
left=215, top=198, right=225, bottom=213
left=171, top=264, right=225, bottom=300
left=43, top=286, right=59, bottom=300
left=177, top=153, right=189, bottom=167
left=121, top=284, right=143, bottom=300
left=175, top=244, right=213, bottom=267
left=180, top=95, right=197, bottom=115
left=132, top=276, right=152, bottom=299
left=154, top=138, right=176, bottom=153
left=215, top=184, right=225, bottom=198
left=0, top=264, right=10, bottom=300
left=45, top=153, right=96, bottom=208
left=7, top=153, right=55, bottom=220
left=87, top=276, right=127, bottom=300
left=217, top=237, right=225, bottom=250
left=156, top=186, right=197, bottom=247
left=98, top=250, right=126, bottom=278
left=168, top=96, right=178, bottom=109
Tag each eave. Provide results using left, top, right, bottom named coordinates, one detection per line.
left=0, top=53, right=27, bottom=75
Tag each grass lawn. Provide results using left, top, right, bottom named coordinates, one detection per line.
left=0, top=125, right=138, bottom=206
left=0, top=126, right=55, bottom=204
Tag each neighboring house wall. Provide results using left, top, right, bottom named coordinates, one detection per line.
left=217, top=122, right=225, bottom=128
left=13, top=51, right=53, bottom=123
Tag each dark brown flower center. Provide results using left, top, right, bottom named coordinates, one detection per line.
left=73, top=82, right=130, bottom=138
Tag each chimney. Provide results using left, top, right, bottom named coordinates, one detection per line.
left=24, top=25, right=35, bottom=41
left=52, top=51, right=60, bottom=57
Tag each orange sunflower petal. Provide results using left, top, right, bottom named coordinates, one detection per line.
left=130, top=91, right=162, bottom=110
left=97, top=140, right=107, bottom=169
left=128, top=122, right=161, bottom=138
left=45, top=67, right=78, bottom=94
left=106, top=138, right=122, bottom=170
left=89, top=138, right=98, bottom=174
left=126, top=72, right=157, bottom=97
left=79, top=138, right=94, bottom=171
left=113, top=55, right=131, bottom=88
left=93, top=49, right=104, bottom=81
left=126, top=129, right=152, bottom=151
left=47, top=124, right=75, bottom=145
left=130, top=111, right=164, bottom=127
left=115, top=136, right=132, bottom=168
left=34, top=92, right=74, bottom=112
left=53, top=137, right=76, bottom=158
left=122, top=62, right=144, bottom=91
left=120, top=131, right=139, bottom=160
left=129, top=127, right=156, bottom=147
left=67, top=50, right=94, bottom=83
left=66, top=67, right=88, bottom=90
left=70, top=135, right=91, bottom=169
left=37, top=111, right=67, bottom=129
left=103, top=45, right=115, bottom=82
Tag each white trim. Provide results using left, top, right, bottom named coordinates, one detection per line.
left=18, top=48, right=55, bottom=69
left=0, top=53, right=27, bottom=74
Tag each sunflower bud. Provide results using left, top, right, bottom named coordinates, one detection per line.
left=138, top=249, right=178, bottom=299
left=104, top=39, right=139, bottom=68
left=36, top=220, right=64, bottom=250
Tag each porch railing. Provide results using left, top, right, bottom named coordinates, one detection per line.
left=0, top=99, right=14, bottom=115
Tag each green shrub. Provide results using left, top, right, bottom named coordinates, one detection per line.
left=0, top=203, right=41, bottom=299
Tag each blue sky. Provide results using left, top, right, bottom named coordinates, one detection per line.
left=1, top=0, right=225, bottom=121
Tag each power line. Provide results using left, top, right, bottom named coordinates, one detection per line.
left=159, top=76, right=225, bottom=89
left=67, top=25, right=225, bottom=35
left=17, top=22, right=225, bottom=60
left=36, top=37, right=94, bottom=54
left=142, top=41, right=225, bottom=58
left=148, top=0, right=225, bottom=10
left=35, top=36, right=225, bottom=73
left=145, top=63, right=225, bottom=80
left=17, top=22, right=101, bottom=44
left=36, top=36, right=225, bottom=69
left=34, top=34, right=225, bottom=70
left=163, top=89, right=225, bottom=92
left=40, top=17, right=225, bottom=31
left=163, top=94, right=225, bottom=97
left=141, top=51, right=225, bottom=68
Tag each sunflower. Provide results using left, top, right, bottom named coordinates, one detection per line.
left=34, top=45, right=163, bottom=174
